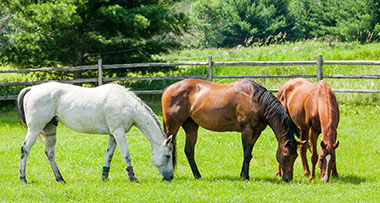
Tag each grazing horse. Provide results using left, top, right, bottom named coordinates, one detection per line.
left=17, top=82, right=174, bottom=184
left=161, top=79, right=302, bottom=182
left=276, top=78, right=339, bottom=182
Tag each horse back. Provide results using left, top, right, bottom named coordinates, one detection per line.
left=23, top=82, right=134, bottom=134
left=162, top=79, right=260, bottom=132
left=278, top=78, right=339, bottom=137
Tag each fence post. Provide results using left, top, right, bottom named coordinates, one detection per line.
left=317, top=54, right=323, bottom=81
left=98, top=58, right=103, bottom=86
left=208, top=55, right=213, bottom=82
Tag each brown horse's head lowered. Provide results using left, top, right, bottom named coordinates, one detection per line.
left=277, top=78, right=340, bottom=182
left=162, top=79, right=302, bottom=182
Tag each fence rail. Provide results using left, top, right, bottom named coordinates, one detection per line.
left=1, top=54, right=380, bottom=100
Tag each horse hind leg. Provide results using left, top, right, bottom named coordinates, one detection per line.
left=309, top=129, right=319, bottom=181
left=182, top=118, right=201, bottom=179
left=299, top=129, right=310, bottom=176
left=42, top=121, right=66, bottom=183
left=19, top=128, right=41, bottom=184
left=102, top=135, right=117, bottom=181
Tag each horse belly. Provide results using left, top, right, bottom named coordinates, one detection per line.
left=192, top=111, right=241, bottom=132
left=57, top=109, right=110, bottom=134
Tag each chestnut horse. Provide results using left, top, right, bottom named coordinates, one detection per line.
left=276, top=78, right=339, bottom=182
left=162, top=79, right=302, bottom=182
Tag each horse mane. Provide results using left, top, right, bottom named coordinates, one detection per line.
left=246, top=80, right=296, bottom=145
left=125, top=88, right=166, bottom=137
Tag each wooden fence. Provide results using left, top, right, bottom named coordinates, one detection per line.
left=1, top=54, right=380, bottom=101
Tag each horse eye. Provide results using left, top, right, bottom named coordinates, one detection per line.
left=165, top=154, right=171, bottom=159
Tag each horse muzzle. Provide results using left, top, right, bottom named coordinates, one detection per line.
left=162, top=174, right=174, bottom=181
left=282, top=174, right=293, bottom=182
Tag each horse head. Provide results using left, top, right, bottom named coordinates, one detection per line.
left=318, top=140, right=339, bottom=182
left=151, top=135, right=174, bottom=181
left=276, top=140, right=301, bottom=182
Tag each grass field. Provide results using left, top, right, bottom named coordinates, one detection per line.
left=0, top=102, right=379, bottom=202
left=1, top=41, right=380, bottom=202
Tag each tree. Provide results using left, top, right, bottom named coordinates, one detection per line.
left=217, top=0, right=295, bottom=47
left=1, top=0, right=189, bottom=69
left=290, top=0, right=380, bottom=43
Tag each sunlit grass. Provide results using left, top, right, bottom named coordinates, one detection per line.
left=1, top=103, right=379, bottom=201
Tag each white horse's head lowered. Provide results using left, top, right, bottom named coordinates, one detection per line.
left=17, top=82, right=175, bottom=184
left=152, top=135, right=174, bottom=181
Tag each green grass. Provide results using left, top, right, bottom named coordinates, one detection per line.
left=1, top=41, right=380, bottom=201
left=1, top=102, right=380, bottom=202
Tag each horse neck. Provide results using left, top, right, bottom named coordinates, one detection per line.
left=265, top=111, right=295, bottom=145
left=255, top=86, right=295, bottom=145
left=133, top=101, right=165, bottom=151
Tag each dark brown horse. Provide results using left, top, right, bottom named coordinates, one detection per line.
left=276, top=78, right=339, bottom=182
left=162, top=78, right=302, bottom=182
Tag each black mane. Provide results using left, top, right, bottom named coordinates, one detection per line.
left=246, top=80, right=296, bottom=144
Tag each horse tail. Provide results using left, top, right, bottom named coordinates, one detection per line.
left=317, top=81, right=331, bottom=137
left=17, top=87, right=32, bottom=127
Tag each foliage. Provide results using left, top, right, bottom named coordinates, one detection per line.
left=187, top=0, right=380, bottom=48
left=0, top=103, right=380, bottom=201
left=0, top=0, right=189, bottom=68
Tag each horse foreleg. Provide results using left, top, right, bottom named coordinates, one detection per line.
left=43, top=133, right=66, bottom=183
left=19, top=129, right=40, bottom=184
left=102, top=135, right=117, bottom=181
left=276, top=164, right=281, bottom=178
left=309, top=130, right=318, bottom=181
left=182, top=118, right=201, bottom=179
left=332, top=161, right=338, bottom=177
left=240, top=127, right=259, bottom=180
left=300, top=129, right=310, bottom=176
left=112, top=129, right=138, bottom=182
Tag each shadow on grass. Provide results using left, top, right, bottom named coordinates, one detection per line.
left=333, top=174, right=366, bottom=185
left=172, top=175, right=284, bottom=183
left=171, top=174, right=367, bottom=185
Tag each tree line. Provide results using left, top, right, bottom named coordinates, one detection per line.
left=184, top=0, right=380, bottom=48
left=0, top=0, right=379, bottom=69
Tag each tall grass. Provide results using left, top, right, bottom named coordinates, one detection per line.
left=155, top=41, right=380, bottom=104
left=1, top=41, right=380, bottom=105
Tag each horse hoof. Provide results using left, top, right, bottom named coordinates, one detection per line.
left=102, top=176, right=109, bottom=182
left=55, top=177, right=66, bottom=184
left=130, top=178, right=139, bottom=183
left=58, top=179, right=66, bottom=184
left=20, top=178, right=28, bottom=185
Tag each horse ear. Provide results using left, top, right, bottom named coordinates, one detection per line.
left=333, top=141, right=339, bottom=149
left=165, top=135, right=173, bottom=146
left=320, top=141, right=327, bottom=149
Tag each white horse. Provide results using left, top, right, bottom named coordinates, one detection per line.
left=17, top=82, right=174, bottom=184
